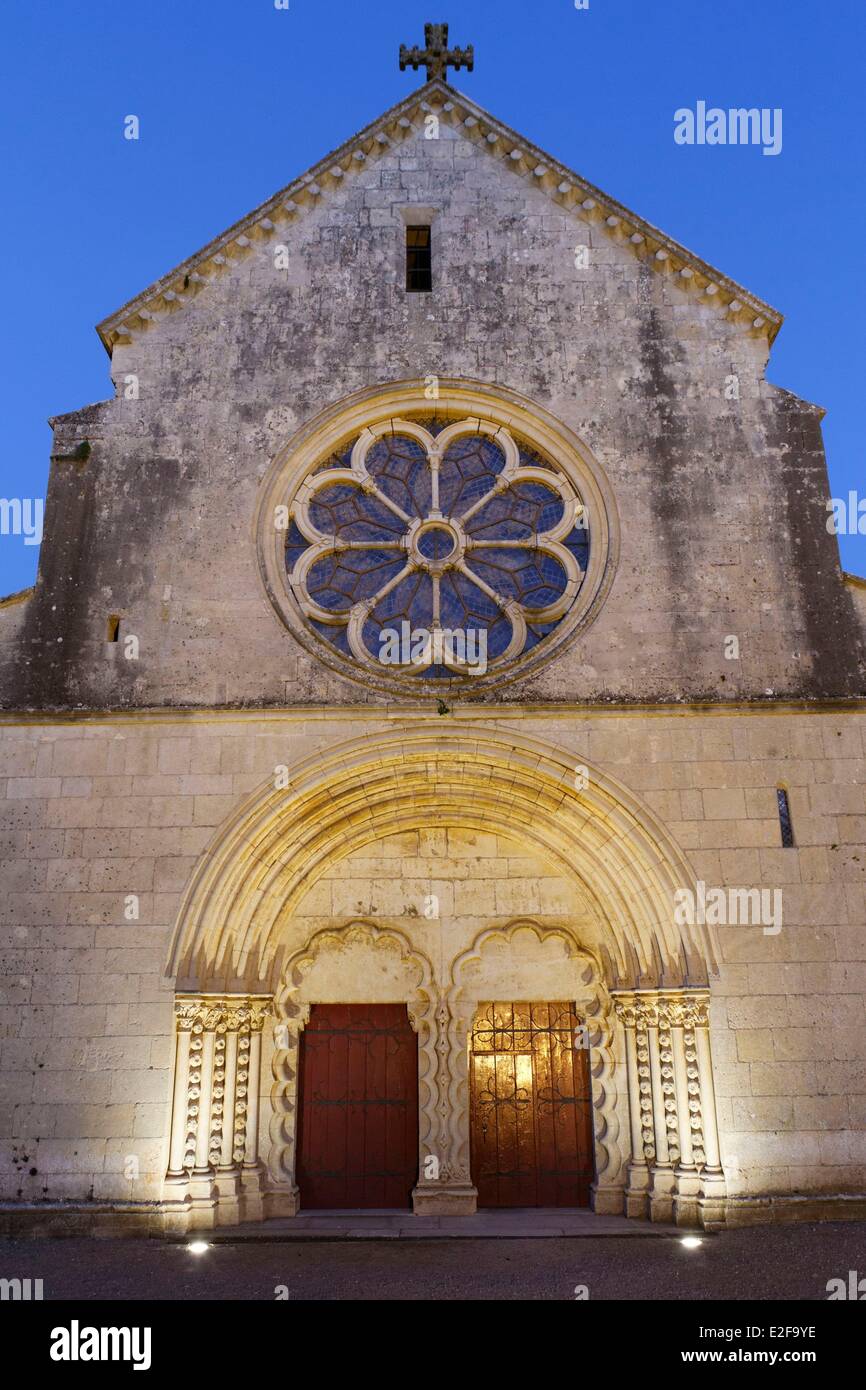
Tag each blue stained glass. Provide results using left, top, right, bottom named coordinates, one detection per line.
left=412, top=416, right=448, bottom=437
left=561, top=523, right=590, bottom=572
left=439, top=572, right=470, bottom=627
left=312, top=443, right=355, bottom=471
left=517, top=444, right=550, bottom=469
left=366, top=436, right=432, bottom=517
left=777, top=788, right=795, bottom=847
left=482, top=614, right=515, bottom=659
left=466, top=548, right=568, bottom=608
left=362, top=571, right=436, bottom=662
left=288, top=424, right=589, bottom=676
left=417, top=526, right=456, bottom=561
left=523, top=621, right=558, bottom=652
left=383, top=574, right=432, bottom=628
left=306, top=550, right=405, bottom=612
left=512, top=480, right=561, bottom=502
left=438, top=437, right=506, bottom=516
left=310, top=620, right=352, bottom=656
left=309, top=482, right=404, bottom=542
left=285, top=519, right=310, bottom=573
left=449, top=568, right=501, bottom=621
left=307, top=585, right=346, bottom=612
left=467, top=481, right=564, bottom=539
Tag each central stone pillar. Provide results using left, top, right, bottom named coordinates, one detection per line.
left=412, top=1000, right=477, bottom=1215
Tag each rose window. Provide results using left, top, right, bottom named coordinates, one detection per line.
left=283, top=416, right=590, bottom=681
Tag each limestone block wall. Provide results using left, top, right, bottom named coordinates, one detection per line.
left=294, top=827, right=592, bottom=966
left=0, top=706, right=864, bottom=1222
left=1, top=105, right=861, bottom=708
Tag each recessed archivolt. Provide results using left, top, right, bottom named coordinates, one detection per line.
left=166, top=724, right=715, bottom=994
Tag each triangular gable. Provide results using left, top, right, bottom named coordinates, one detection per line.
left=97, top=78, right=783, bottom=354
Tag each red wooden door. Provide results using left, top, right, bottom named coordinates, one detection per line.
left=296, top=1003, right=419, bottom=1209
left=470, top=1002, right=594, bottom=1207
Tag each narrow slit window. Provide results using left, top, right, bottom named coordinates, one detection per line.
left=406, top=225, right=432, bottom=293
left=777, top=788, right=794, bottom=847
left=107, top=615, right=121, bottom=643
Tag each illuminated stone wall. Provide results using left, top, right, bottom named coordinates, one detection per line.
left=0, top=708, right=863, bottom=1230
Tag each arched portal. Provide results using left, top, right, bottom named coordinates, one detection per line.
left=163, top=725, right=726, bottom=1230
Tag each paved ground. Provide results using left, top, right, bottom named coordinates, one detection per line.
left=225, top=1207, right=678, bottom=1238
left=1, top=1220, right=864, bottom=1300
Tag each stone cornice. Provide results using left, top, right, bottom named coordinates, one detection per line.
left=2, top=697, right=866, bottom=726
left=96, top=79, right=783, bottom=355
left=0, top=587, right=33, bottom=610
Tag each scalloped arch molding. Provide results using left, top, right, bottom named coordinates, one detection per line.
left=166, top=723, right=715, bottom=993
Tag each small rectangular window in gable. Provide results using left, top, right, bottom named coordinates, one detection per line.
left=406, top=226, right=432, bottom=293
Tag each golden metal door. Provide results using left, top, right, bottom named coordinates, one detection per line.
left=470, top=1001, right=594, bottom=1207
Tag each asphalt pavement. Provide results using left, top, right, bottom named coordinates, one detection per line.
left=1, top=1220, right=864, bottom=1300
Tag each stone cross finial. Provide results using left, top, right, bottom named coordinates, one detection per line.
left=399, top=23, right=474, bottom=84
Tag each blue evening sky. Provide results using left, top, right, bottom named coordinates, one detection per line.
left=1, top=0, right=863, bottom=595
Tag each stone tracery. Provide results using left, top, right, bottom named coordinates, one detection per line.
left=256, top=381, right=619, bottom=694
left=286, top=416, right=588, bottom=677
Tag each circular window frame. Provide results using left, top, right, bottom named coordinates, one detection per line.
left=254, top=379, right=619, bottom=696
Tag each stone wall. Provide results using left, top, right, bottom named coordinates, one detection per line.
left=1, top=96, right=862, bottom=708
left=1, top=706, right=863, bottom=1223
left=2, top=85, right=863, bottom=1234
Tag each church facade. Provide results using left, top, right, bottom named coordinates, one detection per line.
left=2, top=39, right=865, bottom=1233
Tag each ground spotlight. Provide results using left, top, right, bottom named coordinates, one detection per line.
left=187, top=1240, right=210, bottom=1255
left=680, top=1236, right=703, bottom=1250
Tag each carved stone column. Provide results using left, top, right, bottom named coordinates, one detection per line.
left=412, top=998, right=477, bottom=1215
left=264, top=1003, right=310, bottom=1218
left=647, top=1003, right=676, bottom=1221
left=165, top=1024, right=192, bottom=1182
left=613, top=990, right=726, bottom=1229
left=670, top=1010, right=700, bottom=1225
left=619, top=1009, right=651, bottom=1216
left=614, top=997, right=658, bottom=1218
left=164, top=994, right=272, bottom=1231
left=693, top=1008, right=727, bottom=1226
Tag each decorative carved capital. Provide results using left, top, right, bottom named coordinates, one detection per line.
left=664, top=998, right=710, bottom=1030
left=613, top=990, right=710, bottom=1031
left=175, top=994, right=273, bottom=1033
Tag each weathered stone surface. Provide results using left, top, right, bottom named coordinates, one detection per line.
left=0, top=87, right=862, bottom=709
left=0, top=79, right=864, bottom=1232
